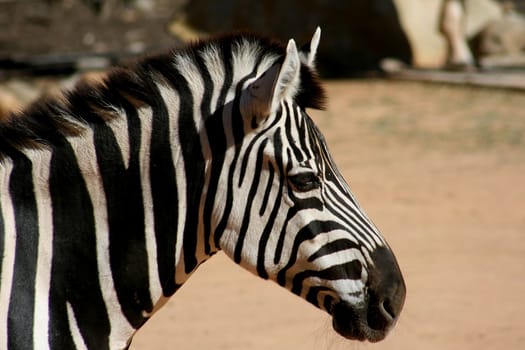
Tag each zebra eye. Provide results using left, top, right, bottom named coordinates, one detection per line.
left=288, top=172, right=320, bottom=192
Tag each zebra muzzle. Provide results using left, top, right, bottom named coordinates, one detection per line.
left=331, top=246, right=406, bottom=342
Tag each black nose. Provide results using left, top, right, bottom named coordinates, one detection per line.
left=330, top=245, right=405, bottom=342
left=366, top=245, right=406, bottom=331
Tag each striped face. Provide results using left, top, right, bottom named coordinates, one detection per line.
left=218, top=33, right=406, bottom=342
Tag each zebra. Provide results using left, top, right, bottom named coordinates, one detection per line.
left=0, top=28, right=406, bottom=349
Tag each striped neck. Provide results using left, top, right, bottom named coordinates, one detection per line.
left=0, top=33, right=329, bottom=348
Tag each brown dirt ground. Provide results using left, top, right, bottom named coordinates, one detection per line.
left=3, top=77, right=523, bottom=349
left=129, top=80, right=525, bottom=350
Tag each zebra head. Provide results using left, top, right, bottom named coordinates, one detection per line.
left=215, top=29, right=406, bottom=342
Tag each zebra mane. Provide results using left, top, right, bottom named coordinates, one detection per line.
left=0, top=33, right=326, bottom=159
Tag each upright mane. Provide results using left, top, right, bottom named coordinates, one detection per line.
left=0, top=33, right=325, bottom=160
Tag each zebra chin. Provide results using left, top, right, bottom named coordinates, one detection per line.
left=330, top=300, right=395, bottom=343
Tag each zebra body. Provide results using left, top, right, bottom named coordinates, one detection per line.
left=0, top=29, right=405, bottom=349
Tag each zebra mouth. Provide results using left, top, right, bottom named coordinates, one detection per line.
left=330, top=301, right=394, bottom=342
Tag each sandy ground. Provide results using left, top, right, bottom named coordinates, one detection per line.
left=3, top=77, right=522, bottom=349
left=128, top=80, right=525, bottom=350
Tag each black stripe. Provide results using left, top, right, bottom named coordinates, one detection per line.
left=292, top=260, right=363, bottom=296
left=144, top=74, right=180, bottom=296
left=306, top=286, right=332, bottom=309
left=7, top=153, right=37, bottom=350
left=276, top=220, right=346, bottom=286
left=238, top=109, right=282, bottom=187
left=177, top=78, right=203, bottom=275
left=203, top=46, right=232, bottom=254
left=213, top=49, right=268, bottom=248
left=268, top=131, right=286, bottom=266
left=238, top=132, right=262, bottom=187
left=94, top=114, right=151, bottom=327
left=212, top=77, right=255, bottom=248
left=296, top=110, right=310, bottom=155
left=148, top=59, right=205, bottom=275
left=255, top=161, right=284, bottom=279
left=259, top=160, right=274, bottom=216
left=194, top=51, right=216, bottom=256
left=195, top=50, right=214, bottom=119
left=233, top=139, right=268, bottom=263
left=203, top=106, right=228, bottom=252
left=323, top=190, right=377, bottom=249
left=321, top=189, right=378, bottom=248
left=110, top=68, right=181, bottom=299
left=48, top=139, right=110, bottom=349
left=284, top=104, right=305, bottom=163
left=272, top=196, right=324, bottom=265
left=326, top=192, right=376, bottom=246
left=307, top=238, right=359, bottom=262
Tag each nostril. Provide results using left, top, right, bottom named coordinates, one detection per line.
left=379, top=299, right=395, bottom=323
left=366, top=295, right=396, bottom=331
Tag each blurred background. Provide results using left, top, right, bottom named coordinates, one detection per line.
left=1, top=1, right=524, bottom=349
left=1, top=0, right=525, bottom=73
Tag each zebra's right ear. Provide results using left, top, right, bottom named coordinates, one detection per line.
left=242, top=39, right=301, bottom=125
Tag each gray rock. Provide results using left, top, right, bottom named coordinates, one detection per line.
left=476, top=11, right=525, bottom=56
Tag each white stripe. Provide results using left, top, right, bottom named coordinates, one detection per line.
left=107, top=110, right=131, bottom=169
left=362, top=247, right=375, bottom=267
left=232, top=39, right=278, bottom=87
left=68, top=131, right=134, bottom=347
left=66, top=302, right=88, bottom=350
left=173, top=58, right=211, bottom=268
left=324, top=180, right=386, bottom=248
left=0, top=160, right=15, bottom=350
left=292, top=106, right=311, bottom=161
left=200, top=46, right=225, bottom=111
left=27, top=149, right=53, bottom=350
left=323, top=191, right=376, bottom=252
left=137, top=105, right=163, bottom=304
left=232, top=40, right=260, bottom=85
left=301, top=277, right=365, bottom=303
left=157, top=81, right=187, bottom=284
left=192, top=50, right=221, bottom=253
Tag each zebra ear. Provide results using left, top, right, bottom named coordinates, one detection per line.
left=243, top=39, right=301, bottom=124
left=299, top=27, right=321, bottom=69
